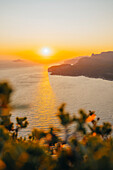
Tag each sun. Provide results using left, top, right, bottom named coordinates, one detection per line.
left=39, top=47, right=53, bottom=58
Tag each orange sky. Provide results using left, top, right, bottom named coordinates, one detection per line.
left=0, top=46, right=113, bottom=64
left=0, top=0, right=113, bottom=64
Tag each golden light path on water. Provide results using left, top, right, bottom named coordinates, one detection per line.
left=0, top=64, right=113, bottom=137
left=33, top=66, right=59, bottom=130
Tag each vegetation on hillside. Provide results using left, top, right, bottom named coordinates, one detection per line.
left=0, top=81, right=113, bottom=170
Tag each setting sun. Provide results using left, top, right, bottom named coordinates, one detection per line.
left=39, top=47, right=53, bottom=58
left=0, top=1, right=113, bottom=169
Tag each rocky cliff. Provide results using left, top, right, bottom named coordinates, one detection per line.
left=48, top=51, right=113, bottom=80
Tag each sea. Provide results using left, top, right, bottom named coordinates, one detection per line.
left=0, top=61, right=113, bottom=137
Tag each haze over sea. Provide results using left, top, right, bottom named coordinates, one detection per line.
left=0, top=62, right=113, bottom=137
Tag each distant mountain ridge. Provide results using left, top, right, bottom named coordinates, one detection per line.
left=13, top=59, right=23, bottom=62
left=0, top=60, right=39, bottom=69
left=48, top=51, right=113, bottom=81
left=63, top=56, right=89, bottom=65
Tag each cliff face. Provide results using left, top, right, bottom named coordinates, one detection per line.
left=48, top=51, right=113, bottom=80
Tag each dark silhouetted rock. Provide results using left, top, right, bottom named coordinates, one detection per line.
left=48, top=51, right=113, bottom=81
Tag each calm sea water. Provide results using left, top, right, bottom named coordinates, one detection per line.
left=0, top=65, right=113, bottom=136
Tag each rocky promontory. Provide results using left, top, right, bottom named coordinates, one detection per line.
left=48, top=51, right=113, bottom=81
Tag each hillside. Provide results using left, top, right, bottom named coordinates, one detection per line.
left=48, top=51, right=113, bottom=80
left=63, top=56, right=89, bottom=64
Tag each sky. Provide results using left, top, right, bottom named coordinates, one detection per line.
left=0, top=0, right=113, bottom=63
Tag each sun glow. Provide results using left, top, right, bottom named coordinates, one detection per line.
left=39, top=47, right=53, bottom=58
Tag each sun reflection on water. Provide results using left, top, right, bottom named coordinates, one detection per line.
left=34, top=66, right=58, bottom=130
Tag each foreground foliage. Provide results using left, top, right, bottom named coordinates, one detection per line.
left=0, top=82, right=113, bottom=170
